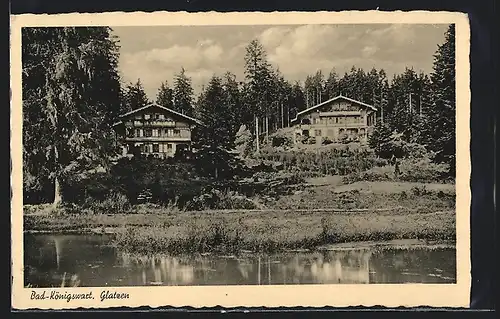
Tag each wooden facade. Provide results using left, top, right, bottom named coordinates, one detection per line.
left=291, top=95, right=377, bottom=145
left=112, top=104, right=203, bottom=159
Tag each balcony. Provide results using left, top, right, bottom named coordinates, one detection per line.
left=125, top=136, right=191, bottom=142
left=299, top=122, right=368, bottom=130
left=127, top=120, right=177, bottom=127
left=319, top=111, right=362, bottom=116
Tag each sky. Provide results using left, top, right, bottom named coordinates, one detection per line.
left=111, top=24, right=449, bottom=100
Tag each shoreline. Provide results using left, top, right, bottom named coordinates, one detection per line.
left=24, top=207, right=456, bottom=254
left=25, top=229, right=457, bottom=252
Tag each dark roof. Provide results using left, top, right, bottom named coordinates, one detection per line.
left=117, top=103, right=204, bottom=126
left=292, top=95, right=377, bottom=122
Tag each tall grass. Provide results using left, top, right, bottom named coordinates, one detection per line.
left=112, top=212, right=456, bottom=255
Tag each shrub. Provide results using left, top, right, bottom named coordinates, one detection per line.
left=343, top=165, right=396, bottom=183
left=322, top=137, right=333, bottom=145
left=271, top=131, right=293, bottom=148
left=399, top=156, right=450, bottom=183
left=234, top=125, right=254, bottom=158
left=343, top=153, right=450, bottom=184
left=306, top=136, right=316, bottom=144
left=81, top=192, right=131, bottom=214
left=338, top=133, right=349, bottom=144
left=186, top=189, right=257, bottom=211
left=256, top=148, right=383, bottom=176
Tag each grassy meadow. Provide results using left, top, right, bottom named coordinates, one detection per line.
left=24, top=177, right=456, bottom=254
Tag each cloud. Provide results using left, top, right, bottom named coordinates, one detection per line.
left=203, top=45, right=223, bottom=62
left=258, top=26, right=291, bottom=48
left=115, top=24, right=448, bottom=99
left=118, top=41, right=227, bottom=98
left=264, top=25, right=356, bottom=77
left=198, top=39, right=215, bottom=46
left=362, top=46, right=379, bottom=58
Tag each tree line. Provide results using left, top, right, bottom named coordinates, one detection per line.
left=22, top=25, right=455, bottom=205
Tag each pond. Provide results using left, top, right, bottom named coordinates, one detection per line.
left=24, top=234, right=456, bottom=287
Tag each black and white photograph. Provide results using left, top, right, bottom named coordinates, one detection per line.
left=11, top=11, right=471, bottom=309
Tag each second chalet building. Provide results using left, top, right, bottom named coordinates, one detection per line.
left=112, top=103, right=204, bottom=159
left=291, top=95, right=378, bottom=144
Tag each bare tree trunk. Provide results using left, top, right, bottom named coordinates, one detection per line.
left=255, top=115, right=260, bottom=153
left=286, top=103, right=290, bottom=127
left=53, top=176, right=62, bottom=207
left=265, top=114, right=269, bottom=141
left=280, top=101, right=284, bottom=129
left=53, top=146, right=62, bottom=208
left=381, top=104, right=384, bottom=123
left=257, top=256, right=261, bottom=285
left=268, top=256, right=271, bottom=285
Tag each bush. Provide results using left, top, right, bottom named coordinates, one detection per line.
left=234, top=125, right=254, bottom=158
left=338, top=133, right=349, bottom=144
left=186, top=189, right=257, bottom=211
left=256, top=148, right=384, bottom=176
left=271, top=131, right=293, bottom=148
left=343, top=153, right=450, bottom=184
left=399, top=156, right=450, bottom=182
left=81, top=192, right=131, bottom=214
left=322, top=137, right=333, bottom=145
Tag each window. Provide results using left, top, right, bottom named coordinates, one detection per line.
left=335, top=117, right=339, bottom=124
left=126, top=128, right=134, bottom=138
left=153, top=144, right=159, bottom=153
left=152, top=129, right=158, bottom=137
left=142, top=144, right=148, bottom=153
left=173, top=129, right=180, bottom=136
left=135, top=128, right=141, bottom=137
left=144, top=128, right=152, bottom=137
left=167, top=143, right=173, bottom=151
left=144, top=114, right=151, bottom=120
left=159, top=114, right=165, bottom=120
left=315, top=129, right=322, bottom=137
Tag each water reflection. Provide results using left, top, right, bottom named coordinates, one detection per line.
left=24, top=234, right=456, bottom=287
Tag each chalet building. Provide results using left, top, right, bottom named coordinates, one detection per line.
left=291, top=95, right=378, bottom=145
left=112, top=103, right=203, bottom=159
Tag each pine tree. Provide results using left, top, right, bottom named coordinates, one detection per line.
left=156, top=81, right=174, bottom=109
left=324, top=69, right=339, bottom=99
left=173, top=67, right=194, bottom=116
left=289, top=81, right=306, bottom=122
left=243, top=39, right=274, bottom=151
left=222, top=72, right=244, bottom=137
left=124, top=79, right=150, bottom=111
left=369, top=122, right=393, bottom=159
left=22, top=27, right=122, bottom=206
left=424, top=24, right=456, bottom=174
left=193, top=76, right=237, bottom=179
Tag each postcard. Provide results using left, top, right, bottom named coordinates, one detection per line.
left=11, top=10, right=471, bottom=309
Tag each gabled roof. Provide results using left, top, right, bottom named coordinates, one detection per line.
left=117, top=103, right=204, bottom=126
left=292, top=95, right=377, bottom=122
